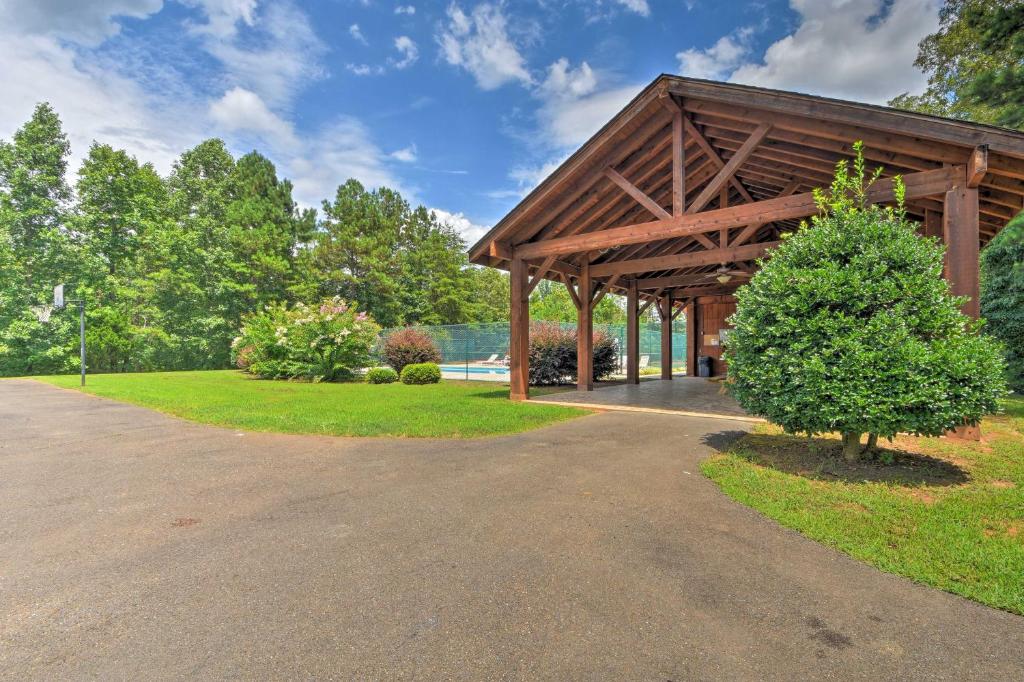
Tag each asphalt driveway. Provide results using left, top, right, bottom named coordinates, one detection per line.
left=1, top=379, right=1022, bottom=680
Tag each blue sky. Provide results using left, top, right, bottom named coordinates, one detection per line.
left=0, top=0, right=941, bottom=243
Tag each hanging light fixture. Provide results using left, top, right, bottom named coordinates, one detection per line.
left=715, top=266, right=733, bottom=284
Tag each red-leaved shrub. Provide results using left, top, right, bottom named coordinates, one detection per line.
left=382, top=327, right=442, bottom=373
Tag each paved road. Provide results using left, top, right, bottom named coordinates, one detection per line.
left=1, top=380, right=1022, bottom=680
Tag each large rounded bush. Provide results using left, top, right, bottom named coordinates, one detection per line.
left=382, top=327, right=442, bottom=373
left=725, top=144, right=1005, bottom=461
left=232, top=297, right=379, bottom=382
left=365, top=366, right=399, bottom=384
left=400, top=362, right=441, bottom=384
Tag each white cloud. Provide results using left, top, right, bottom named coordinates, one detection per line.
left=726, top=0, right=940, bottom=104
left=537, top=83, right=640, bottom=148
left=430, top=208, right=491, bottom=244
left=395, top=5, right=416, bottom=15
left=209, top=86, right=296, bottom=146
left=0, top=0, right=164, bottom=46
left=509, top=155, right=568, bottom=194
left=437, top=3, right=533, bottom=90
left=676, top=27, right=754, bottom=80
left=0, top=28, right=203, bottom=176
left=180, top=0, right=258, bottom=39
left=346, top=63, right=384, bottom=76
left=191, top=2, right=326, bottom=109
left=390, top=144, right=418, bottom=162
left=349, top=23, right=368, bottom=45
left=391, top=36, right=419, bottom=69
left=539, top=58, right=597, bottom=100
left=613, top=0, right=650, bottom=16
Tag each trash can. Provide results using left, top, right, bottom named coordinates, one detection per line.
left=697, top=355, right=713, bottom=378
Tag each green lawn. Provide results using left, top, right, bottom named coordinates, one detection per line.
left=34, top=370, right=587, bottom=438
left=701, top=396, right=1024, bottom=615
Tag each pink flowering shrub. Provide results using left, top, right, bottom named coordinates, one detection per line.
left=232, top=296, right=380, bottom=382
left=381, top=327, right=442, bottom=373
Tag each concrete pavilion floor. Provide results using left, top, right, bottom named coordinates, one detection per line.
left=532, top=376, right=758, bottom=422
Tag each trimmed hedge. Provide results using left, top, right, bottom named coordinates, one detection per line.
left=365, top=366, right=399, bottom=384
left=400, top=362, right=442, bottom=385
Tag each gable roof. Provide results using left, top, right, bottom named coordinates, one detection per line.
left=469, top=75, right=1024, bottom=296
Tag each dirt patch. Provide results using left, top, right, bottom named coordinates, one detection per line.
left=990, top=480, right=1016, bottom=489
left=834, top=502, right=870, bottom=514
left=906, top=489, right=938, bottom=505
left=171, top=517, right=200, bottom=528
left=717, top=430, right=970, bottom=487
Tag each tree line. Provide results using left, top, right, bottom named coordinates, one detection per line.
left=0, top=103, right=516, bottom=375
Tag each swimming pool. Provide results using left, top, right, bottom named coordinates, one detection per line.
left=440, top=364, right=510, bottom=375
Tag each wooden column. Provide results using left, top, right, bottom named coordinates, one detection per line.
left=577, top=257, right=593, bottom=391
left=671, top=108, right=685, bottom=216
left=943, top=185, right=981, bottom=319
left=626, top=278, right=639, bottom=384
left=509, top=255, right=529, bottom=401
left=685, top=300, right=697, bottom=377
left=660, top=291, right=673, bottom=380
left=943, top=176, right=982, bottom=440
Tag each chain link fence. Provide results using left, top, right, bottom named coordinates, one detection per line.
left=379, top=321, right=687, bottom=381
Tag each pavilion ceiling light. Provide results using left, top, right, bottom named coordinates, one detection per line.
left=716, top=273, right=733, bottom=284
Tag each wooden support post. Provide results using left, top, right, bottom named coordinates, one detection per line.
left=626, top=279, right=639, bottom=385
left=685, top=300, right=697, bottom=377
left=509, top=255, right=530, bottom=401
left=944, top=177, right=982, bottom=441
left=943, top=185, right=980, bottom=319
left=660, top=292, right=673, bottom=380
left=577, top=257, right=593, bottom=391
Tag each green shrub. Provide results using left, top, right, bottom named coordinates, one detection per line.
left=232, top=296, right=379, bottom=382
left=725, top=142, right=1006, bottom=461
left=527, top=322, right=617, bottom=385
left=400, top=362, right=441, bottom=384
left=381, top=327, right=442, bottom=373
left=981, top=213, right=1024, bottom=393
left=365, top=366, right=399, bottom=384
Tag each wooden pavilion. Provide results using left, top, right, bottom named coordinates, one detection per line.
left=468, top=75, right=1024, bottom=402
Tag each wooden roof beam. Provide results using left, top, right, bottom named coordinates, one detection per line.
left=516, top=165, right=962, bottom=259
left=681, top=115, right=756, bottom=204
left=688, top=122, right=771, bottom=213
left=591, top=241, right=780, bottom=278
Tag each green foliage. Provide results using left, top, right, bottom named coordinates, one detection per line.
left=528, top=279, right=630, bottom=324
left=527, top=322, right=618, bottom=385
left=889, top=0, right=1024, bottom=130
left=981, top=214, right=1024, bottom=392
left=400, top=362, right=442, bottom=384
left=234, top=296, right=379, bottom=382
left=726, top=143, right=1006, bottom=458
left=381, top=326, right=442, bottom=373
left=0, top=102, right=506, bottom=377
left=365, top=366, right=399, bottom=384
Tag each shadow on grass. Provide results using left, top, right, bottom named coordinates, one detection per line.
left=701, top=430, right=969, bottom=487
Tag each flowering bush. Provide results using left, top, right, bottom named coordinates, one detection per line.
left=232, top=296, right=379, bottom=382
left=381, top=327, right=442, bottom=373
left=528, top=323, right=617, bottom=385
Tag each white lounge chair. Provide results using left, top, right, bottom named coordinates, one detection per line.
left=639, top=355, right=650, bottom=369
left=480, top=353, right=500, bottom=365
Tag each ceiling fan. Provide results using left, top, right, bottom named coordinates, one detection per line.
left=699, top=264, right=752, bottom=285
